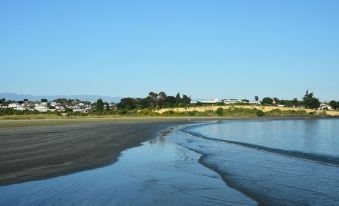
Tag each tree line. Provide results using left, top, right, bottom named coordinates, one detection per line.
left=1, top=90, right=339, bottom=117
left=117, top=92, right=191, bottom=110
left=260, top=90, right=322, bottom=109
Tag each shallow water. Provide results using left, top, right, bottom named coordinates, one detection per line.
left=188, top=119, right=339, bottom=157
left=0, top=134, right=254, bottom=206
left=1, top=119, right=339, bottom=206
left=176, top=119, right=339, bottom=205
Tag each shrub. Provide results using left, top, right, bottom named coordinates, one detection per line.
left=138, top=108, right=157, bottom=116
left=187, top=110, right=199, bottom=116
left=256, top=110, right=265, bottom=117
left=216, top=108, right=224, bottom=116
left=162, top=110, right=175, bottom=116
left=265, top=109, right=282, bottom=117
left=222, top=107, right=258, bottom=117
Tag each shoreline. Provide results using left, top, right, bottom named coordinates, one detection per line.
left=1, top=115, right=338, bottom=128
left=0, top=119, right=194, bottom=186
left=1, top=116, right=338, bottom=186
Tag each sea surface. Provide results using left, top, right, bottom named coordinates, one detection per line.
left=1, top=119, right=339, bottom=206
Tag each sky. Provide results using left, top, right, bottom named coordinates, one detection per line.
left=1, top=0, right=339, bottom=101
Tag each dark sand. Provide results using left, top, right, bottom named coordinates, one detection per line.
left=0, top=119, right=192, bottom=186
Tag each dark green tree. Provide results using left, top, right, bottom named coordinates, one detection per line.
left=104, top=103, right=110, bottom=111
left=329, top=100, right=338, bottom=110
left=165, top=96, right=176, bottom=107
left=216, top=108, right=224, bottom=116
left=158, top=91, right=167, bottom=108
left=148, top=92, right=158, bottom=101
left=303, top=90, right=320, bottom=109
left=273, top=97, right=279, bottom=104
left=140, top=98, right=149, bottom=109
left=261, top=97, right=273, bottom=105
left=182, top=95, right=191, bottom=105
left=256, top=110, right=265, bottom=117
left=175, top=93, right=181, bottom=105
left=116, top=91, right=192, bottom=111
left=96, top=99, right=104, bottom=114
left=158, top=91, right=167, bottom=101
left=117, top=98, right=136, bottom=110
left=148, top=92, right=158, bottom=108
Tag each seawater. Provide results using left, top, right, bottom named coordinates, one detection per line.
left=174, top=119, right=339, bottom=205
left=0, top=128, right=254, bottom=206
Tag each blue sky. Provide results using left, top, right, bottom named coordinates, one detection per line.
left=1, top=0, right=339, bottom=100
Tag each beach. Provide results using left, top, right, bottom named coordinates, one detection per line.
left=1, top=118, right=339, bottom=205
left=0, top=118, right=193, bottom=186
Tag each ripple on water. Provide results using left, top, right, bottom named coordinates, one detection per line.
left=172, top=119, right=339, bottom=206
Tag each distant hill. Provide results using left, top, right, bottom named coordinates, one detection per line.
left=0, top=93, right=122, bottom=103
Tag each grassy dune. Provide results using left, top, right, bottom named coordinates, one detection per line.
left=157, top=105, right=339, bottom=117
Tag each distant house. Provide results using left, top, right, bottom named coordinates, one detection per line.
left=14, top=105, right=26, bottom=111
left=249, top=100, right=261, bottom=105
left=50, top=102, right=57, bottom=107
left=34, top=105, right=48, bottom=112
left=8, top=103, right=19, bottom=108
left=0, top=105, right=8, bottom=109
left=223, top=99, right=241, bottom=104
left=319, top=103, right=334, bottom=111
left=55, top=105, right=65, bottom=112
left=200, top=98, right=221, bottom=104
left=73, top=108, right=87, bottom=113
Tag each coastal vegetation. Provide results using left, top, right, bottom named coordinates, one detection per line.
left=117, top=92, right=191, bottom=110
left=0, top=91, right=338, bottom=119
left=142, top=107, right=322, bottom=118
left=302, top=90, right=321, bottom=109
left=329, top=100, right=339, bottom=110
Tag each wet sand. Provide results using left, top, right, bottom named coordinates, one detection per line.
left=0, top=119, right=192, bottom=186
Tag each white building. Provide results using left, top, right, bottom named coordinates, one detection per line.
left=249, top=100, right=261, bottom=105
left=73, top=108, right=87, bottom=113
left=319, top=103, right=334, bottom=111
left=8, top=103, right=19, bottom=108
left=14, top=105, right=26, bottom=111
left=34, top=105, right=48, bottom=112
left=55, top=105, right=65, bottom=112
left=200, top=98, right=221, bottom=104
left=223, top=99, right=241, bottom=104
left=50, top=102, right=57, bottom=107
left=0, top=105, right=8, bottom=109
